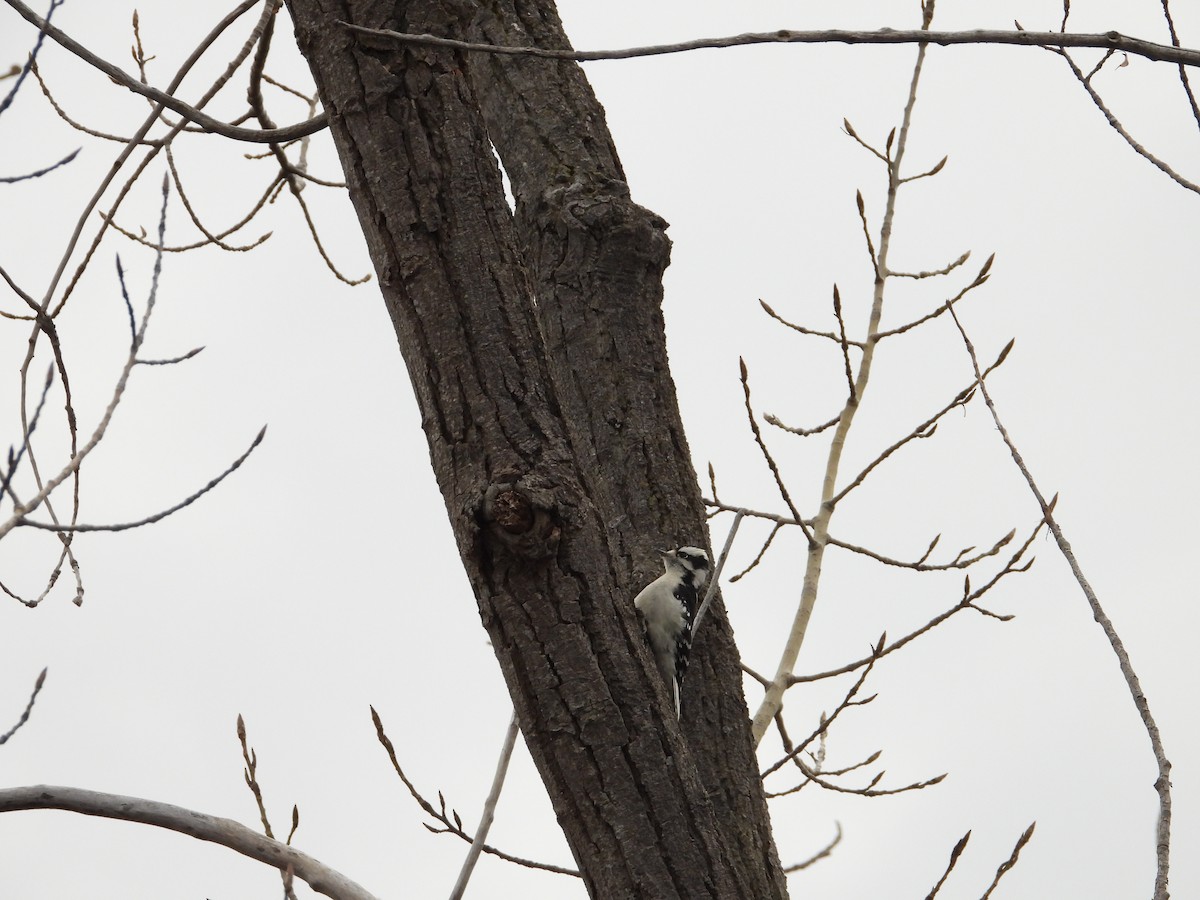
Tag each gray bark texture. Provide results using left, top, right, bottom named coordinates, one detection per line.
left=284, top=1, right=787, bottom=897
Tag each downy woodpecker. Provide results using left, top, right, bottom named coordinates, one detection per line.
left=634, top=546, right=711, bottom=718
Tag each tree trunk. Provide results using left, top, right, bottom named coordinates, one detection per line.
left=284, top=1, right=785, bottom=896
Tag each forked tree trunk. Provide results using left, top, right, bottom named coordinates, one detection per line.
left=285, top=1, right=786, bottom=896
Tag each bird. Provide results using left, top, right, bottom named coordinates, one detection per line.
left=633, top=546, right=711, bottom=718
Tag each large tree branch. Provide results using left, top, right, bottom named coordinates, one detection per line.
left=0, top=786, right=378, bottom=900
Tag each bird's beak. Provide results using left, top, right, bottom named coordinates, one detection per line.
left=656, top=549, right=673, bottom=560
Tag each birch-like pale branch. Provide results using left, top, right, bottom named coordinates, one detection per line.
left=0, top=786, right=379, bottom=900
left=342, top=23, right=1200, bottom=69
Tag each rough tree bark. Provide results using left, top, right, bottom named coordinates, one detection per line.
left=284, top=0, right=786, bottom=896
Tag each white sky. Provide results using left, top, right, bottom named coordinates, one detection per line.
left=1, top=1, right=1197, bottom=898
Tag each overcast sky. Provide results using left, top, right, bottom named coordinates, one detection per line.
left=2, top=1, right=1197, bottom=898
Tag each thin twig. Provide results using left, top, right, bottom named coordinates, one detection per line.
left=0, top=177, right=170, bottom=551
left=979, top=823, right=1036, bottom=899
left=0, top=147, right=79, bottom=183
left=0, top=668, right=47, bottom=744
left=18, top=426, right=266, bottom=532
left=760, top=299, right=865, bottom=349
left=739, top=359, right=806, bottom=530
left=875, top=254, right=994, bottom=339
left=1159, top=0, right=1200, bottom=134
left=729, top=521, right=781, bottom=582
left=791, top=513, right=1044, bottom=685
left=925, top=831, right=971, bottom=899
left=0, top=0, right=63, bottom=116
left=782, top=823, right=842, bottom=872
left=830, top=338, right=1011, bottom=506
left=1055, top=47, right=1200, bottom=194
left=947, top=305, right=1171, bottom=899
left=6, top=0, right=328, bottom=144
left=236, top=714, right=276, bottom=840
left=761, top=638, right=882, bottom=779
left=888, top=250, right=968, bottom=279
left=693, top=509, right=744, bottom=634
left=832, top=286, right=856, bottom=403
left=371, top=707, right=578, bottom=878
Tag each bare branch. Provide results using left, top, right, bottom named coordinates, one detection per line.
left=762, top=639, right=882, bottom=779
left=831, top=337, right=1010, bottom=506
left=778, top=757, right=946, bottom=798
left=832, top=286, right=856, bottom=403
left=18, top=426, right=266, bottom=533
left=101, top=175, right=282, bottom=253
left=729, top=520, right=781, bottom=582
left=782, top=822, right=842, bottom=872
left=825, top=525, right=1014, bottom=572
left=760, top=299, right=865, bottom=349
left=0, top=786, right=378, bottom=900
left=948, top=306, right=1171, bottom=899
left=691, top=510, right=745, bottom=636
left=31, top=56, right=155, bottom=144
left=0, top=0, right=62, bottom=116
left=236, top=714, right=278, bottom=840
left=856, top=190, right=879, bottom=275
left=0, top=147, right=79, bottom=183
left=888, top=249, right=969, bottom=279
left=764, top=410, right=842, bottom=437
left=6, top=0, right=329, bottom=144
left=979, top=823, right=1037, bottom=899
left=340, top=22, right=1200, bottom=70
left=739, top=358, right=806, bottom=531
left=876, top=253, right=994, bottom=339
left=898, top=154, right=948, bottom=184
left=448, top=708, right=520, bottom=900
left=1159, top=0, right=1200, bottom=134
left=0, top=668, right=47, bottom=745
left=792, top=515, right=1043, bottom=686
left=1, top=178, right=171, bottom=548
left=1056, top=47, right=1200, bottom=194
left=925, top=831, right=971, bottom=899
left=843, top=118, right=888, bottom=162
left=371, top=707, right=579, bottom=878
